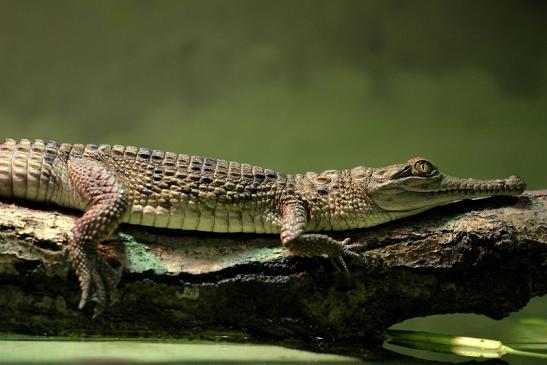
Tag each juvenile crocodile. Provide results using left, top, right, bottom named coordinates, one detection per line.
left=0, top=138, right=526, bottom=315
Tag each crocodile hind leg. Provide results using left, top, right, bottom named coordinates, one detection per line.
left=280, top=202, right=358, bottom=269
left=68, top=157, right=128, bottom=316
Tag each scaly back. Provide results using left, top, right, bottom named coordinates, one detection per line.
left=0, top=138, right=294, bottom=233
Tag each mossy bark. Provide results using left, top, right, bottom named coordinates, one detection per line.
left=0, top=191, right=545, bottom=341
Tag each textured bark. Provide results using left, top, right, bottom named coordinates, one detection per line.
left=0, top=191, right=545, bottom=341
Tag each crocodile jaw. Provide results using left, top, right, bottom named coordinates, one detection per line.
left=369, top=174, right=526, bottom=212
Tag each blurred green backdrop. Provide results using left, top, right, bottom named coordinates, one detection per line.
left=0, top=0, right=545, bottom=187
left=0, top=0, right=545, bottom=348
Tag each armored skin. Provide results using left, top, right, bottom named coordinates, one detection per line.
left=0, top=138, right=526, bottom=315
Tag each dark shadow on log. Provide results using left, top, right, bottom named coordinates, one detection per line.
left=0, top=191, right=545, bottom=351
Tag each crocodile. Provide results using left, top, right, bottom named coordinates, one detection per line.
left=0, top=138, right=526, bottom=315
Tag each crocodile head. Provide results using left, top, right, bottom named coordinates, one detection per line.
left=366, top=157, right=526, bottom=214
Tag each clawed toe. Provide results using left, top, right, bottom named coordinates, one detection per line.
left=340, top=238, right=361, bottom=257
left=76, top=255, right=121, bottom=316
left=345, top=243, right=362, bottom=251
left=96, top=257, right=122, bottom=305
left=78, top=281, right=91, bottom=310
left=330, top=255, right=349, bottom=272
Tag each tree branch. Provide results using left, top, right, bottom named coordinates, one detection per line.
left=0, top=191, right=545, bottom=341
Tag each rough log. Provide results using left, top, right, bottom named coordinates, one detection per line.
left=0, top=191, right=545, bottom=341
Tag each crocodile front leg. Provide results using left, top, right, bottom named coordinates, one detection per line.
left=68, top=157, right=129, bottom=316
left=280, top=201, right=358, bottom=268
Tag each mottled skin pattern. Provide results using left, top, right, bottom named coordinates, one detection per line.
left=0, top=139, right=526, bottom=315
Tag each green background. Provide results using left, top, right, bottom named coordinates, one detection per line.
left=0, top=0, right=545, bottom=361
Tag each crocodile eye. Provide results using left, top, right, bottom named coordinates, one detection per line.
left=413, top=160, right=435, bottom=176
